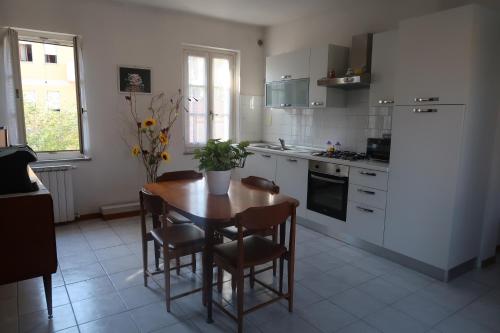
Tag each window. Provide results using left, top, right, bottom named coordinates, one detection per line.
left=19, top=34, right=83, bottom=153
left=183, top=48, right=235, bottom=148
left=44, top=44, right=57, bottom=64
left=47, top=91, right=61, bottom=111
left=19, top=43, right=33, bottom=62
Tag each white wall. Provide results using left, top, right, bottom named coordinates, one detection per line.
left=0, top=0, right=265, bottom=215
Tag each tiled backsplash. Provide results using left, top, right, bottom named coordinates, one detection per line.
left=262, top=90, right=392, bottom=152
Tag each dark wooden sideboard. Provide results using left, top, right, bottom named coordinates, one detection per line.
left=0, top=167, right=57, bottom=318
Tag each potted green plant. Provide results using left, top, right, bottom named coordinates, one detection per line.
left=193, top=139, right=252, bottom=195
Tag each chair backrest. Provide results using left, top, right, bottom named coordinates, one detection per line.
left=139, top=189, right=166, bottom=217
left=235, top=201, right=295, bottom=231
left=156, top=170, right=203, bottom=182
left=241, top=176, right=279, bottom=194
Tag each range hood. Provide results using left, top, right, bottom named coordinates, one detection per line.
left=318, top=33, right=373, bottom=90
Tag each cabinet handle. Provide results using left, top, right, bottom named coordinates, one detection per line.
left=356, top=206, right=374, bottom=213
left=414, top=97, right=439, bottom=102
left=287, top=158, right=298, bottom=162
left=360, top=171, right=377, bottom=176
left=378, top=100, right=395, bottom=105
left=413, top=108, right=437, bottom=113
left=357, top=189, right=375, bottom=195
left=281, top=75, right=292, bottom=79
left=261, top=154, right=272, bottom=158
left=343, top=77, right=355, bottom=83
left=311, top=101, right=324, bottom=106
left=280, top=103, right=292, bottom=107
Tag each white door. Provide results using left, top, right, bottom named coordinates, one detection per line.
left=394, top=6, right=474, bottom=105
left=369, top=30, right=398, bottom=107
left=184, top=49, right=235, bottom=148
left=275, top=155, right=308, bottom=216
left=384, top=105, right=465, bottom=269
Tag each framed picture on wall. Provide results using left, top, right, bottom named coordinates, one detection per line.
left=118, top=66, right=152, bottom=94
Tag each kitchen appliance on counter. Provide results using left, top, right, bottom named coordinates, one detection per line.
left=307, top=160, right=349, bottom=221
left=366, top=137, right=391, bottom=162
left=311, top=150, right=366, bottom=161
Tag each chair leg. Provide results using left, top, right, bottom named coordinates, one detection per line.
left=142, top=239, right=149, bottom=286
left=279, top=256, right=285, bottom=294
left=192, top=253, right=196, bottom=273
left=154, top=242, right=160, bottom=272
left=176, top=257, right=181, bottom=275
left=249, top=267, right=255, bottom=289
left=231, top=275, right=236, bottom=291
left=42, top=274, right=52, bottom=319
left=217, top=266, right=223, bottom=293
left=287, top=256, right=294, bottom=312
left=164, top=250, right=171, bottom=312
left=237, top=269, right=244, bottom=333
left=272, top=229, right=278, bottom=276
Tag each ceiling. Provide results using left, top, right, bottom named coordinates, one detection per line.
left=107, top=0, right=392, bottom=26
left=107, top=0, right=497, bottom=26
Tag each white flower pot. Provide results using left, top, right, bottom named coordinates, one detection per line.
left=206, top=170, right=232, bottom=195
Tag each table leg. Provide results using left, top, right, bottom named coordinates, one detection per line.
left=205, top=225, right=214, bottom=323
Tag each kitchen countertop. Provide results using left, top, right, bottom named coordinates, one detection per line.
left=247, top=145, right=390, bottom=172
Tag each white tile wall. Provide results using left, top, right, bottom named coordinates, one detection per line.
left=238, top=95, right=263, bottom=142
left=262, top=90, right=392, bottom=152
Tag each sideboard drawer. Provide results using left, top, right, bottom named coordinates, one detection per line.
left=350, top=167, right=388, bottom=191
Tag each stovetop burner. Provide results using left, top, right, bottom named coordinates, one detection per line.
left=311, top=150, right=367, bottom=161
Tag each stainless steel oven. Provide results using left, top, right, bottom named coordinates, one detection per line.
left=307, top=161, right=349, bottom=221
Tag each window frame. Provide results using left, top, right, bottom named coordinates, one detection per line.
left=19, top=43, right=33, bottom=62
left=182, top=46, right=236, bottom=151
left=17, top=31, right=87, bottom=160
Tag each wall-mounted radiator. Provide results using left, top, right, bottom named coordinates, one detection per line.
left=32, top=165, right=76, bottom=223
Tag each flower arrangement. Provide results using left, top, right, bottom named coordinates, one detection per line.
left=125, top=75, right=188, bottom=183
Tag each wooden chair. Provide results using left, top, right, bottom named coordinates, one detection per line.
left=139, top=189, right=205, bottom=311
left=155, top=170, right=203, bottom=273
left=213, top=201, right=298, bottom=333
left=217, top=176, right=280, bottom=289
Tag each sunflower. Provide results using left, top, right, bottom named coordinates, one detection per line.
left=131, top=145, right=141, bottom=156
left=142, top=117, right=157, bottom=128
left=160, top=151, right=170, bottom=161
left=159, top=132, right=169, bottom=145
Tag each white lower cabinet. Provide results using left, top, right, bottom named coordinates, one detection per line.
left=347, top=202, right=385, bottom=245
left=239, top=152, right=277, bottom=181
left=275, top=155, right=308, bottom=216
left=347, top=169, right=389, bottom=246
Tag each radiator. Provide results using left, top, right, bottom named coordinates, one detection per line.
left=32, top=165, right=75, bottom=223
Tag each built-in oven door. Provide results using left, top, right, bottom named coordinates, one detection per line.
left=307, top=171, right=349, bottom=221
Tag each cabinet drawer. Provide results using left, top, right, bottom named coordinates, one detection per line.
left=348, top=184, right=387, bottom=210
left=350, top=167, right=388, bottom=190
left=347, top=201, right=385, bottom=245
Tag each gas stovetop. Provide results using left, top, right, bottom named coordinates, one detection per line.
left=311, top=150, right=367, bottom=161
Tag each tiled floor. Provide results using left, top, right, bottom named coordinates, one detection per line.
left=1, top=216, right=499, bottom=333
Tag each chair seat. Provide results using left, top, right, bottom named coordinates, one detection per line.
left=214, top=235, right=286, bottom=268
left=166, top=210, right=191, bottom=224
left=218, top=226, right=274, bottom=240
left=150, top=224, right=205, bottom=249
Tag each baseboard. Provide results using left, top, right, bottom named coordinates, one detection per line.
left=75, top=213, right=102, bottom=221
left=102, top=210, right=140, bottom=221
left=481, top=255, right=497, bottom=268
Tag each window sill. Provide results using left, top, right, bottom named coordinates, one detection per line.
left=34, top=152, right=92, bottom=164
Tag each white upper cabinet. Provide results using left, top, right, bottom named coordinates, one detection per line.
left=369, top=30, right=398, bottom=107
left=265, top=48, right=310, bottom=83
left=309, top=45, right=349, bottom=108
left=394, top=6, right=475, bottom=105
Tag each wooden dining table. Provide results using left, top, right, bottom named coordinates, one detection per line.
left=143, top=177, right=298, bottom=323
